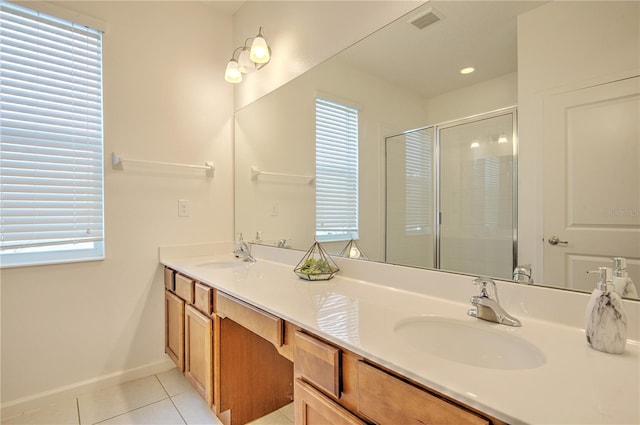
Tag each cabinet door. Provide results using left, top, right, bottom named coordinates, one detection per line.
left=165, top=290, right=185, bottom=371
left=185, top=305, right=214, bottom=406
left=294, top=379, right=366, bottom=425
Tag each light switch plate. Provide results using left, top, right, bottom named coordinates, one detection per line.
left=178, top=199, right=190, bottom=217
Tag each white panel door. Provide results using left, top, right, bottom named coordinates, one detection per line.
left=543, top=76, right=640, bottom=293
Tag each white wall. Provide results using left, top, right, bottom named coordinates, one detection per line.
left=426, top=72, right=517, bottom=124
left=517, top=1, right=640, bottom=283
left=1, top=1, right=234, bottom=408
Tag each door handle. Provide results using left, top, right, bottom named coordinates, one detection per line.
left=548, top=236, right=568, bottom=246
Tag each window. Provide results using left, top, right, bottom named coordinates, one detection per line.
left=315, top=98, right=358, bottom=242
left=0, top=1, right=104, bottom=267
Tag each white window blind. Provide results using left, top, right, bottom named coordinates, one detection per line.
left=0, top=1, right=104, bottom=267
left=315, top=98, right=358, bottom=242
left=405, top=128, right=433, bottom=234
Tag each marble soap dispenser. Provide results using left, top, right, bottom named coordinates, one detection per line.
left=612, top=257, right=639, bottom=299
left=585, top=267, right=627, bottom=354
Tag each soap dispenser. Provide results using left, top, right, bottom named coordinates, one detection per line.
left=612, top=257, right=639, bottom=299
left=584, top=267, right=627, bottom=354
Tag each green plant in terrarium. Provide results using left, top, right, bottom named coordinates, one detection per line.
left=299, top=258, right=333, bottom=275
left=294, top=241, right=339, bottom=281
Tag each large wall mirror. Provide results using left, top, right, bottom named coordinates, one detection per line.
left=235, top=1, right=640, bottom=299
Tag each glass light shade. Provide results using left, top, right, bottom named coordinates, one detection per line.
left=224, top=60, right=242, bottom=83
left=238, top=49, right=256, bottom=73
left=250, top=36, right=270, bottom=64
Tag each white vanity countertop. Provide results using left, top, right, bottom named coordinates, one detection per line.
left=160, top=245, right=639, bottom=425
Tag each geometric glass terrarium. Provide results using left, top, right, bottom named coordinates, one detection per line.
left=338, top=239, right=368, bottom=260
left=294, top=241, right=339, bottom=281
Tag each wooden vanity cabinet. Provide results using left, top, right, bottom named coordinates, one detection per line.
left=163, top=266, right=508, bottom=425
left=164, top=268, right=214, bottom=405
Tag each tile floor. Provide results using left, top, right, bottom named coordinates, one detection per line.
left=3, top=368, right=294, bottom=425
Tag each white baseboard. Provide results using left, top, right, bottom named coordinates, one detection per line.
left=1, top=358, right=175, bottom=420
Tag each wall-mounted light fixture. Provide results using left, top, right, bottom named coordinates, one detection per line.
left=225, top=27, right=271, bottom=83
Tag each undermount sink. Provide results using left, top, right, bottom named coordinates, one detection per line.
left=195, top=259, right=249, bottom=269
left=394, top=316, right=545, bottom=370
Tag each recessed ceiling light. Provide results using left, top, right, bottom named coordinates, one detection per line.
left=460, top=67, right=475, bottom=75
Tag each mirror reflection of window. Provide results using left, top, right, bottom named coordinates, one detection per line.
left=315, top=98, right=359, bottom=242
left=405, top=129, right=434, bottom=235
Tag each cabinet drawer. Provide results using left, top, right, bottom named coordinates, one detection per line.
left=175, top=274, right=194, bottom=303
left=164, top=267, right=175, bottom=291
left=357, top=362, right=489, bottom=425
left=194, top=282, right=214, bottom=315
left=294, top=379, right=366, bottom=425
left=216, top=292, right=283, bottom=346
left=294, top=331, right=341, bottom=399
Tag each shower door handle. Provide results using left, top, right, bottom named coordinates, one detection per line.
left=548, top=236, right=568, bottom=246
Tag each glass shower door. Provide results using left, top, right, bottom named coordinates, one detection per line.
left=438, top=111, right=516, bottom=279
left=385, top=127, right=435, bottom=269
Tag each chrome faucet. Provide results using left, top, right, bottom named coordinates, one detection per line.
left=277, top=238, right=288, bottom=248
left=233, top=233, right=255, bottom=262
left=468, top=277, right=521, bottom=327
left=513, top=264, right=533, bottom=284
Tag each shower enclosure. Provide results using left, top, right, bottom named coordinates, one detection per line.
left=385, top=108, right=517, bottom=280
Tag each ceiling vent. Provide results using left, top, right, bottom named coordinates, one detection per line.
left=408, top=8, right=442, bottom=30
